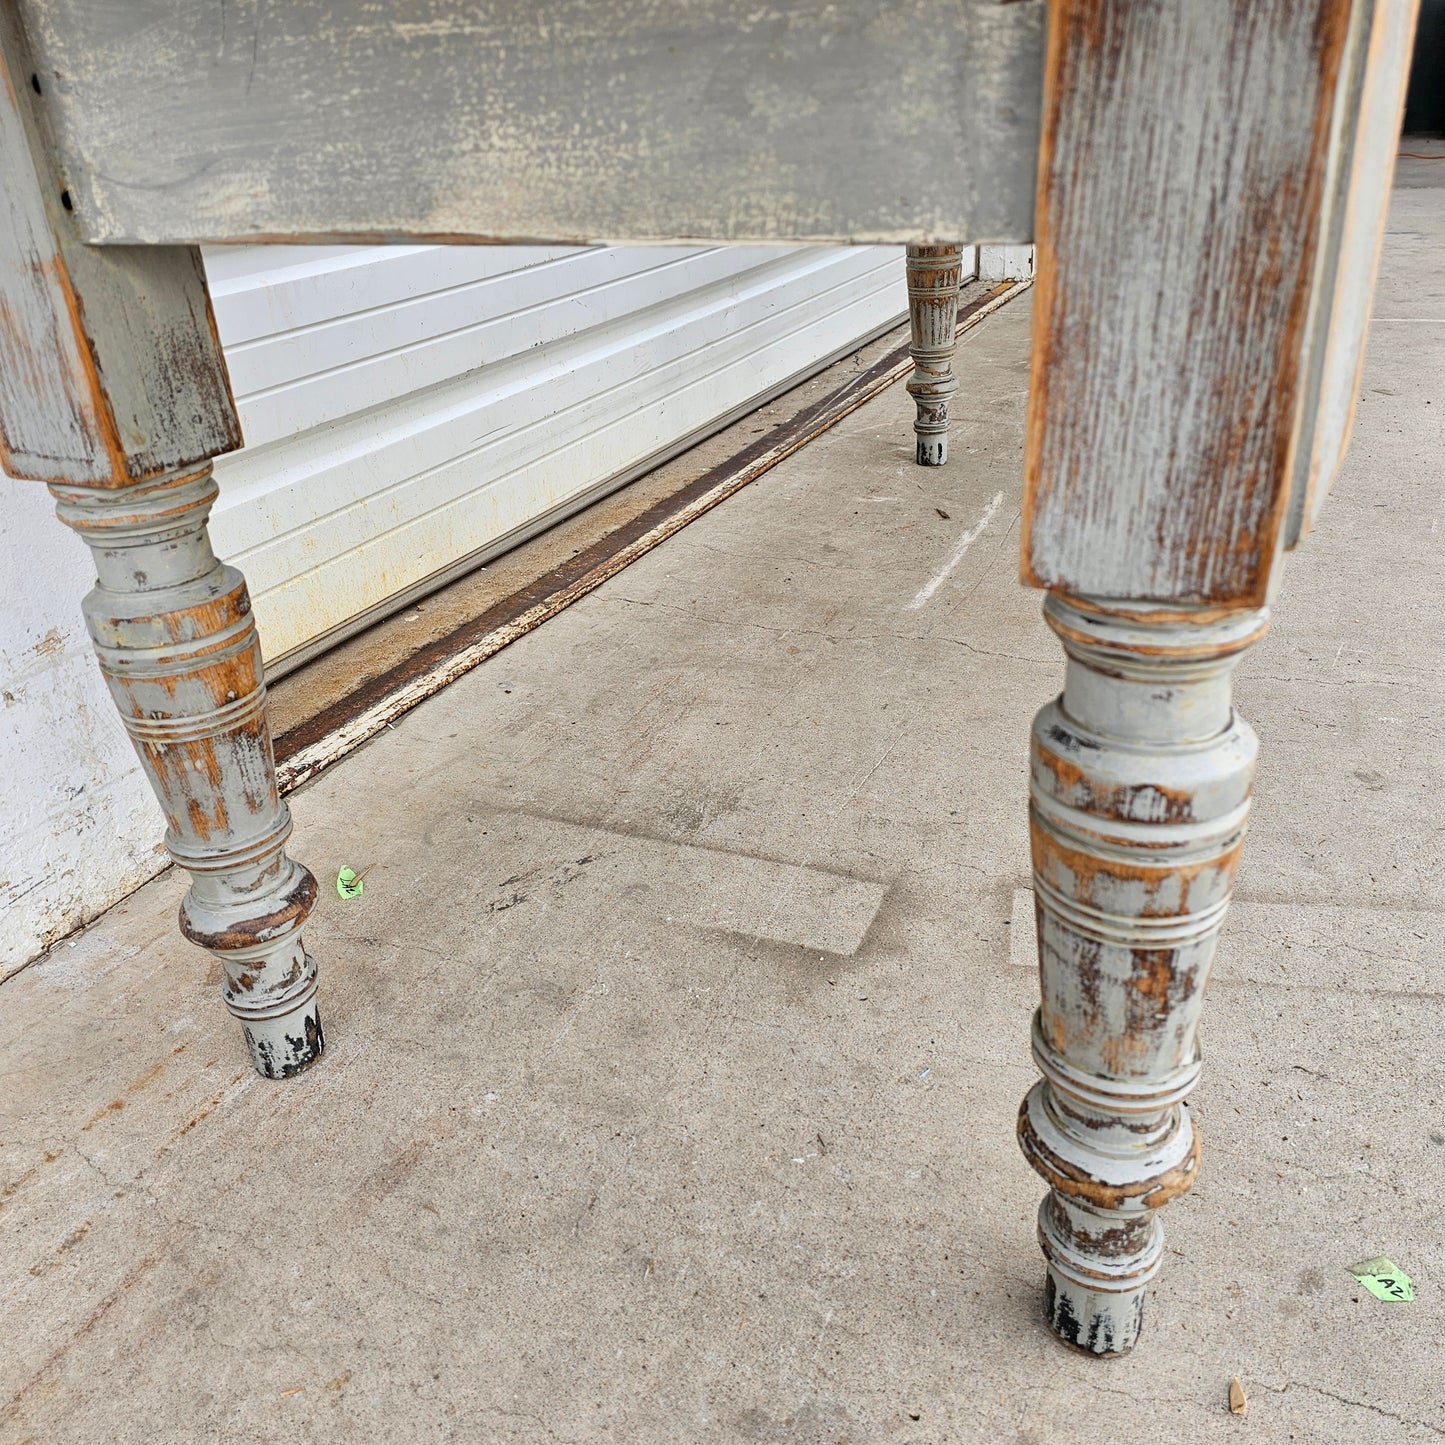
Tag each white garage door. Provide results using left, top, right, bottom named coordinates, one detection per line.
left=204, top=243, right=906, bottom=673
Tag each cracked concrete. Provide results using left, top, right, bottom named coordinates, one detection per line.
left=3, top=157, right=1444, bottom=1443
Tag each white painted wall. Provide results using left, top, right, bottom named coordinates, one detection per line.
left=1, top=242, right=908, bottom=977
left=978, top=244, right=1036, bottom=282
left=0, top=477, right=168, bottom=976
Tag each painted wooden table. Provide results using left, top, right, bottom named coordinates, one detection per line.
left=0, top=0, right=1418, bottom=1357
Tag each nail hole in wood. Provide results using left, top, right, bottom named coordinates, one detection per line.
left=60, top=190, right=73, bottom=211
left=30, top=73, right=41, bottom=94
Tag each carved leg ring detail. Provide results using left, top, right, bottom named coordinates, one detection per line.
left=905, top=242, right=962, bottom=466
left=1018, top=593, right=1267, bottom=1354
left=52, top=465, right=324, bottom=1079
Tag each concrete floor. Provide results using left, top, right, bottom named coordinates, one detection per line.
left=4, top=158, right=1444, bottom=1444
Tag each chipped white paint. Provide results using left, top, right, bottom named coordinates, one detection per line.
left=1023, top=0, right=1365, bottom=604
left=1013, top=886, right=1445, bottom=990
left=52, top=466, right=324, bottom=1078
left=1018, top=594, right=1268, bottom=1354
left=904, top=491, right=1003, bottom=611
left=1015, top=1, right=1408, bottom=1347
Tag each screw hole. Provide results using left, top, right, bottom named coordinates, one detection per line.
left=30, top=73, right=41, bottom=94
left=60, top=190, right=73, bottom=212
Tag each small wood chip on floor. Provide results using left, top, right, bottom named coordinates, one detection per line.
left=1229, top=1377, right=1248, bottom=1416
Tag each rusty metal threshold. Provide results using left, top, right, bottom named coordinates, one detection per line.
left=270, top=277, right=1030, bottom=793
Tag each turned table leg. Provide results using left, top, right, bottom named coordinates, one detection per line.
left=1016, top=0, right=1416, bottom=1349
left=52, top=468, right=324, bottom=1077
left=905, top=243, right=962, bottom=466
left=1017, top=595, right=1266, bottom=1352
left=1, top=10, right=324, bottom=1077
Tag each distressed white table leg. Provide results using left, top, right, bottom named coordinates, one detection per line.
left=52, top=466, right=323, bottom=1079
left=1, top=9, right=324, bottom=1076
left=1017, top=593, right=1267, bottom=1354
left=905, top=243, right=962, bottom=465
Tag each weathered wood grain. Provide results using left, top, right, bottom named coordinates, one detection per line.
left=1022, top=0, right=1355, bottom=605
left=15, top=0, right=1043, bottom=246
left=1286, top=0, right=1420, bottom=546
left=0, top=6, right=239, bottom=485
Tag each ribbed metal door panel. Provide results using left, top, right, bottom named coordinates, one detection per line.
left=204, top=243, right=905, bottom=670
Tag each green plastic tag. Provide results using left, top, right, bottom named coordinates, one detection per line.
left=336, top=866, right=364, bottom=900
left=1348, top=1257, right=1413, bottom=1302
